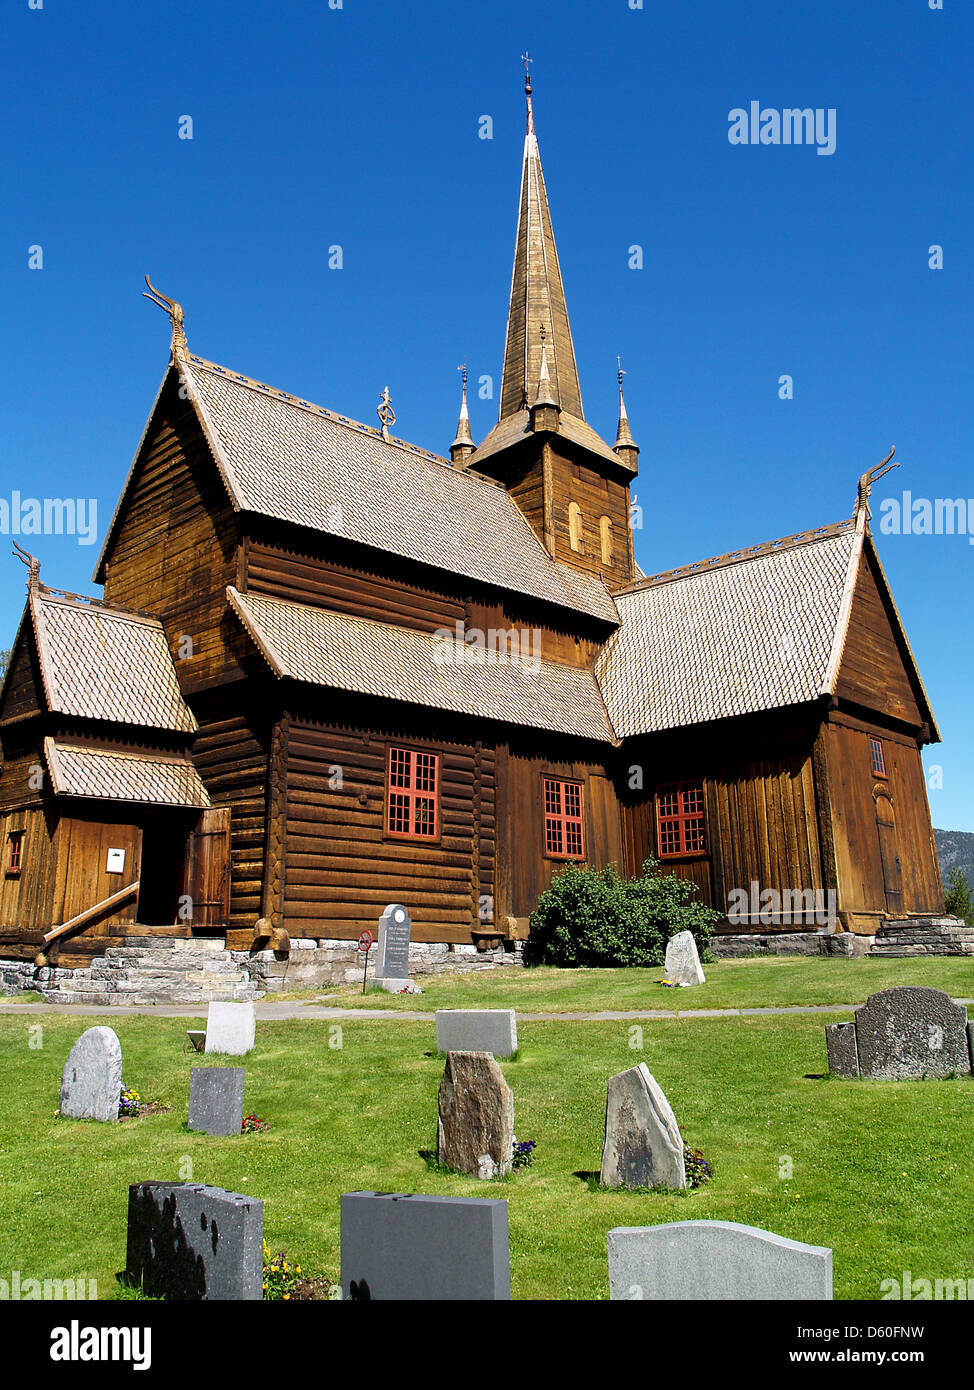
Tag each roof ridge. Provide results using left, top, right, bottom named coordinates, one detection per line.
left=187, top=353, right=468, bottom=474
left=36, top=584, right=163, bottom=626
left=617, top=519, right=856, bottom=593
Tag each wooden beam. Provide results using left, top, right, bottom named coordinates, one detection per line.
left=43, top=880, right=141, bottom=945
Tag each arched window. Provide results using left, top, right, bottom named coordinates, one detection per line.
left=600, top=515, right=613, bottom=565
left=568, top=501, right=583, bottom=552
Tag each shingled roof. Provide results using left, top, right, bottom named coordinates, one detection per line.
left=98, top=355, right=619, bottom=627
left=44, top=738, right=210, bottom=808
left=595, top=524, right=862, bottom=737
left=227, top=586, right=616, bottom=743
left=28, top=588, right=197, bottom=733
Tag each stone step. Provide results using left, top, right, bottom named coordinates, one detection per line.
left=40, top=940, right=265, bottom=1004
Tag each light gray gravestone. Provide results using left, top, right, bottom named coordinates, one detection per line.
left=607, top=1220, right=833, bottom=1300
left=374, top=902, right=419, bottom=993
left=340, top=1192, right=510, bottom=1300
left=853, top=986, right=971, bottom=1080
left=664, top=930, right=706, bottom=986
left=59, top=1026, right=123, bottom=1122
left=438, top=1051, right=514, bottom=1179
left=435, top=1009, right=518, bottom=1059
left=188, top=1068, right=245, bottom=1136
left=204, top=1002, right=256, bottom=1056
left=825, top=1021, right=860, bottom=1077
left=125, top=1182, right=263, bottom=1300
left=600, top=1063, right=686, bottom=1191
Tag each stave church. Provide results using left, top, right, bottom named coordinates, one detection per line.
left=0, top=73, right=945, bottom=971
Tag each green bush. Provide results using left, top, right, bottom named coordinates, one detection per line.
left=944, top=867, right=973, bottom=925
left=526, top=857, right=719, bottom=968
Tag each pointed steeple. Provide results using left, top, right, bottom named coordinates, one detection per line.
left=613, top=358, right=639, bottom=469
left=498, top=58, right=584, bottom=421
left=450, top=365, right=476, bottom=465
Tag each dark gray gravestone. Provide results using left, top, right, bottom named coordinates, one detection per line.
left=59, top=1026, right=123, bottom=1122
left=125, top=1182, right=263, bottom=1300
left=825, top=1022, right=860, bottom=1078
left=340, top=1192, right=510, bottom=1300
left=375, top=903, right=412, bottom=988
left=854, top=987, right=971, bottom=1080
left=188, top=1068, right=245, bottom=1136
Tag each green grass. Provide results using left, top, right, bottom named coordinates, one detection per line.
left=1, top=1008, right=972, bottom=1300
left=312, top=954, right=974, bottom=1013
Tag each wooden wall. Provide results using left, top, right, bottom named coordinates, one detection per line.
left=834, top=545, right=924, bottom=727
left=99, top=374, right=248, bottom=693
left=280, top=699, right=495, bottom=942
left=823, top=711, right=943, bottom=930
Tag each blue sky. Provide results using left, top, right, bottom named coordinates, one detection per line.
left=2, top=0, right=972, bottom=828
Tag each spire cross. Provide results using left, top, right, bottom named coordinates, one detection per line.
left=377, top=386, right=396, bottom=441
left=617, top=355, right=626, bottom=388
left=457, top=362, right=467, bottom=388
left=522, top=51, right=534, bottom=133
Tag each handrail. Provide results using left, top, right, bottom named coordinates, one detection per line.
left=43, top=880, right=141, bottom=946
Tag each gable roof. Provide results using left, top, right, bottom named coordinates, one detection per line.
left=227, top=586, right=616, bottom=743
left=9, top=586, right=197, bottom=734
left=95, top=355, right=619, bottom=627
left=595, top=520, right=926, bottom=738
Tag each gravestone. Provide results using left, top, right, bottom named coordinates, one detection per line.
left=436, top=1009, right=518, bottom=1059
left=825, top=1021, right=860, bottom=1078
left=125, top=1181, right=263, bottom=1300
left=833, top=987, right=972, bottom=1081
left=188, top=1068, right=245, bottom=1136
left=664, top=930, right=706, bottom=986
left=374, top=903, right=420, bottom=994
left=204, top=1002, right=256, bottom=1056
left=607, top=1220, right=833, bottom=1300
left=341, top=1192, right=510, bottom=1300
left=59, top=1026, right=123, bottom=1122
left=600, top=1063, right=686, bottom=1191
left=438, top=1051, right=514, bottom=1180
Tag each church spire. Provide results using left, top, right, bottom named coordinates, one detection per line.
left=498, top=56, right=584, bottom=422
left=613, top=358, right=639, bottom=469
left=450, top=365, right=476, bottom=465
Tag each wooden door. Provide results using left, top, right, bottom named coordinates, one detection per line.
left=874, top=792, right=903, bottom=916
left=181, top=806, right=231, bottom=929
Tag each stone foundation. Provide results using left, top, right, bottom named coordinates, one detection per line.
left=241, top=938, right=525, bottom=993
left=711, top=931, right=874, bottom=959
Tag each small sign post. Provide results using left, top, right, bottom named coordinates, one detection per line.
left=358, top=931, right=373, bottom=995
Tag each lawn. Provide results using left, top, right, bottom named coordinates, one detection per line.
left=315, top=953, right=974, bottom=1013
left=1, top=1007, right=972, bottom=1300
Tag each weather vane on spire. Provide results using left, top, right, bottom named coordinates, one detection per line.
left=617, top=354, right=626, bottom=387
left=521, top=51, right=533, bottom=93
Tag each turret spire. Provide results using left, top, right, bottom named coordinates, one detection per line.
left=498, top=58, right=584, bottom=421
left=613, top=357, right=639, bottom=468
left=450, top=364, right=476, bottom=465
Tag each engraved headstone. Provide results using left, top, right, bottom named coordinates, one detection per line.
left=375, top=903, right=419, bottom=993
left=437, top=1051, right=514, bottom=1180
left=852, top=987, right=970, bottom=1080
left=59, top=1026, right=123, bottom=1122
left=204, top=1002, right=256, bottom=1056
left=607, top=1220, right=833, bottom=1300
left=825, top=1021, right=860, bottom=1077
left=600, top=1063, right=686, bottom=1191
left=341, top=1192, right=510, bottom=1300
left=188, top=1067, right=245, bottom=1136
left=435, top=1009, right=518, bottom=1059
left=125, top=1182, right=263, bottom=1300
left=664, top=930, right=706, bottom=986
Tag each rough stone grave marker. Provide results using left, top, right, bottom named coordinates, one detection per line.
left=188, top=1068, right=245, bottom=1136
left=341, top=1192, right=510, bottom=1300
left=608, top=1219, right=833, bottom=1300
left=438, top=1051, right=514, bottom=1179
left=600, top=1063, right=686, bottom=1191
left=204, top=1001, right=256, bottom=1055
left=59, top=1026, right=123, bottom=1122
left=436, top=1009, right=518, bottom=1058
left=125, top=1181, right=263, bottom=1300
left=825, top=987, right=972, bottom=1080
left=664, top=930, right=705, bottom=986
left=374, top=903, right=420, bottom=993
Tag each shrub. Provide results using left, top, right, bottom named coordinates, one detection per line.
left=944, top=867, right=973, bottom=925
left=526, top=857, right=719, bottom=968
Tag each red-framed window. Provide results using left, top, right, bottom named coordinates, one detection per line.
left=656, top=781, right=706, bottom=857
left=386, top=747, right=439, bottom=840
left=6, top=830, right=24, bottom=876
left=870, top=738, right=887, bottom=778
left=543, top=777, right=585, bottom=860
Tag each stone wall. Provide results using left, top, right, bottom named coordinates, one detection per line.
left=710, top=931, right=874, bottom=959
left=240, top=939, right=525, bottom=993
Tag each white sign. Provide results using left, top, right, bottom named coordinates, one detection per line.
left=106, top=848, right=125, bottom=874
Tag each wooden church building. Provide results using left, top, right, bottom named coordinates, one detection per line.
left=0, top=76, right=944, bottom=968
